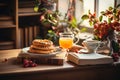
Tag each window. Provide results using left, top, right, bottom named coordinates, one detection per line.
left=58, top=0, right=69, bottom=20
left=58, top=0, right=83, bottom=22
left=117, top=0, right=120, bottom=6
left=57, top=0, right=118, bottom=40
left=75, top=0, right=83, bottom=23
left=81, top=0, right=95, bottom=27
left=82, top=0, right=115, bottom=27
left=83, top=0, right=95, bottom=14
left=58, top=0, right=117, bottom=24
left=98, top=0, right=114, bottom=16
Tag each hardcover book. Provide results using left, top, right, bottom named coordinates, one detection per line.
left=67, top=52, right=113, bottom=65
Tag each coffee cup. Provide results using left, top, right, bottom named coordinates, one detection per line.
left=82, top=40, right=101, bottom=53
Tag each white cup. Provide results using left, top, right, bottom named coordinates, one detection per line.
left=82, top=40, right=101, bottom=53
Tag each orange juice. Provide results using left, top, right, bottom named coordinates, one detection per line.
left=59, top=38, right=73, bottom=49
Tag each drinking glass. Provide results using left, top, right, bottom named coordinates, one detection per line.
left=59, top=33, right=79, bottom=56
left=59, top=33, right=73, bottom=50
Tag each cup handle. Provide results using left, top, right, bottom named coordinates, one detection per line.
left=74, top=36, right=79, bottom=44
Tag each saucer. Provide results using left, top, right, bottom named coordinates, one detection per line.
left=78, top=49, right=89, bottom=54
left=21, top=47, right=62, bottom=57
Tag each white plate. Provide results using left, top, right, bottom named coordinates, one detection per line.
left=21, top=47, right=62, bottom=57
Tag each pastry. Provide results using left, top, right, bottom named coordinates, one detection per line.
left=30, top=45, right=55, bottom=50
left=32, top=39, right=53, bottom=47
left=28, top=48, right=55, bottom=54
left=28, top=39, right=55, bottom=54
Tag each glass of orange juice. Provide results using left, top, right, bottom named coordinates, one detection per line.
left=59, top=32, right=79, bottom=56
left=59, top=33, right=74, bottom=55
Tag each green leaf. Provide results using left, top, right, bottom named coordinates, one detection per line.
left=113, top=9, right=116, bottom=13
left=40, top=8, right=47, bottom=12
left=108, top=18, right=111, bottom=23
left=48, top=30, right=53, bottom=33
left=108, top=6, right=113, bottom=11
left=99, top=15, right=103, bottom=22
left=101, top=11, right=105, bottom=15
left=47, top=13, right=50, bottom=19
left=47, top=30, right=56, bottom=38
left=80, top=27, right=87, bottom=32
left=89, top=21, right=93, bottom=26
left=112, top=40, right=119, bottom=53
left=116, top=4, right=120, bottom=8
left=81, top=15, right=89, bottom=20
left=88, top=10, right=90, bottom=14
left=79, top=0, right=83, bottom=2
left=34, top=6, right=39, bottom=12
left=71, top=17, right=77, bottom=28
left=93, top=35, right=100, bottom=41
left=68, top=17, right=77, bottom=28
left=49, top=14, right=53, bottom=19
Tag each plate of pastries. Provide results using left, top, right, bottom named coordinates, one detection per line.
left=21, top=39, right=61, bottom=56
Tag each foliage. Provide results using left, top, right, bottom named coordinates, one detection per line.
left=81, top=5, right=120, bottom=41
left=34, top=0, right=40, bottom=12
left=39, top=8, right=59, bottom=27
left=35, top=0, right=81, bottom=44
left=46, top=30, right=59, bottom=45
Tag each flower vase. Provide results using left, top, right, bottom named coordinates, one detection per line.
left=106, top=37, right=113, bottom=55
left=97, top=39, right=110, bottom=55
left=97, top=31, right=115, bottom=55
left=107, top=30, right=119, bottom=55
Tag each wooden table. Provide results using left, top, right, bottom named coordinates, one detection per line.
left=0, top=49, right=120, bottom=80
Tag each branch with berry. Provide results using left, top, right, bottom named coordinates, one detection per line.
left=81, top=5, right=120, bottom=41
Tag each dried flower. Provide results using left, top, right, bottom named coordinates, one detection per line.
left=81, top=5, right=120, bottom=41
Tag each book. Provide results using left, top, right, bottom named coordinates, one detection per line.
left=67, top=52, right=113, bottom=65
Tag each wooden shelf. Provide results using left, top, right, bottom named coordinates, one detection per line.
left=18, top=8, right=35, bottom=13
left=0, top=0, right=41, bottom=49
left=0, top=5, right=15, bottom=28
left=0, top=3, right=7, bottom=6
left=0, top=20, right=14, bottom=24
left=18, top=4, right=41, bottom=17
left=18, top=0, right=40, bottom=17
left=18, top=7, right=41, bottom=16
left=0, top=19, right=15, bottom=28
left=0, top=41, right=14, bottom=46
left=18, top=12, right=41, bottom=17
left=0, top=25, right=16, bottom=28
left=0, top=41, right=14, bottom=50
left=19, top=1, right=35, bottom=8
left=0, top=15, right=13, bottom=21
left=0, top=0, right=17, bottom=50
